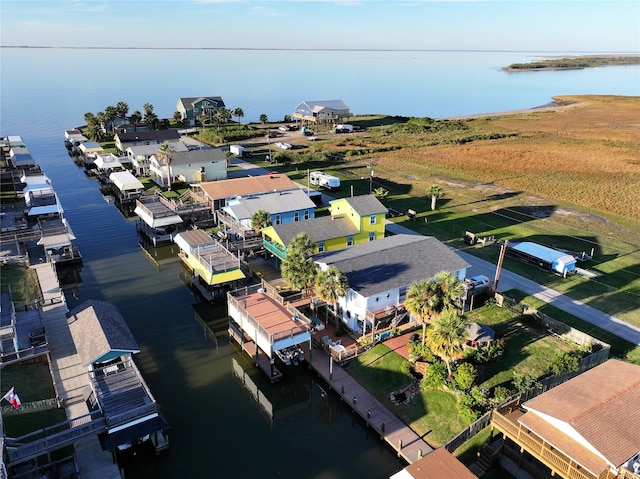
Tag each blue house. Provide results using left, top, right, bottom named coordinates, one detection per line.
left=221, top=189, right=316, bottom=232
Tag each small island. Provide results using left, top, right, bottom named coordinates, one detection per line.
left=505, top=55, right=640, bottom=71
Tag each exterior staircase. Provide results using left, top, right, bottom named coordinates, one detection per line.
left=469, top=438, right=504, bottom=477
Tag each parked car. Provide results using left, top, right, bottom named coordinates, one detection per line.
left=275, top=142, right=292, bottom=150
left=278, top=125, right=290, bottom=132
left=303, top=130, right=314, bottom=136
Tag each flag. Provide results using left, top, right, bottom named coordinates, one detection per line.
left=2, top=387, right=21, bottom=410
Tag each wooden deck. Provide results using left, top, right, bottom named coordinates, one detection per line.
left=303, top=341, right=433, bottom=464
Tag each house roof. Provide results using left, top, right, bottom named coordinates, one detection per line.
left=271, top=215, right=360, bottom=246
left=199, top=175, right=299, bottom=201
left=391, top=447, right=477, bottom=479
left=466, top=322, right=495, bottom=342
left=170, top=148, right=226, bottom=166
left=68, top=300, right=140, bottom=367
left=178, top=96, right=225, bottom=109
left=116, top=130, right=181, bottom=142
left=225, top=189, right=316, bottom=220
left=331, top=194, right=388, bottom=216
left=110, top=171, right=144, bottom=192
left=521, top=359, right=640, bottom=472
left=174, top=229, right=215, bottom=254
left=300, top=100, right=350, bottom=111
left=313, top=234, right=470, bottom=297
left=126, top=142, right=189, bottom=157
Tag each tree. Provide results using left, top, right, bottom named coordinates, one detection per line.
left=281, top=233, right=316, bottom=293
left=104, top=105, right=117, bottom=133
left=372, top=187, right=389, bottom=200
left=425, top=307, right=468, bottom=379
left=315, top=266, right=349, bottom=328
left=130, top=110, right=142, bottom=130
left=233, top=107, right=244, bottom=127
left=433, top=270, right=466, bottom=313
left=143, top=103, right=154, bottom=117
left=157, top=142, right=176, bottom=190
left=250, top=209, right=271, bottom=232
left=405, top=279, right=439, bottom=346
left=116, top=101, right=129, bottom=119
left=259, top=113, right=268, bottom=124
left=173, top=111, right=183, bottom=124
left=146, top=111, right=159, bottom=130
left=426, top=184, right=444, bottom=211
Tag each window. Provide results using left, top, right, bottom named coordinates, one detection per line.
left=318, top=241, right=325, bottom=253
left=304, top=209, right=310, bottom=220
left=294, top=211, right=300, bottom=222
left=369, top=232, right=375, bottom=241
left=347, top=235, right=353, bottom=246
left=370, top=215, right=377, bottom=225
left=275, top=214, right=281, bottom=225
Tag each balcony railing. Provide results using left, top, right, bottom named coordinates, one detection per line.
left=491, top=409, right=618, bottom=479
left=263, top=238, right=287, bottom=260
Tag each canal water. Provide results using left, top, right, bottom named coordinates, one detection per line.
left=4, top=47, right=637, bottom=478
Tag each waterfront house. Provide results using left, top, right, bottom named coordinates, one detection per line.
left=262, top=194, right=387, bottom=262
left=390, top=447, right=478, bottom=479
left=491, top=359, right=640, bottom=479
left=292, top=100, right=350, bottom=125
left=312, top=234, right=470, bottom=333
left=176, top=96, right=226, bottom=126
left=67, top=300, right=169, bottom=452
left=125, top=142, right=189, bottom=177
left=108, top=171, right=144, bottom=202
left=78, top=141, right=104, bottom=158
left=220, top=189, right=316, bottom=237
left=8, top=146, right=35, bottom=169
left=149, top=148, right=227, bottom=188
left=114, top=129, right=181, bottom=155
left=93, top=152, right=127, bottom=173
left=134, top=194, right=184, bottom=246
left=174, top=229, right=246, bottom=300
left=197, top=174, right=301, bottom=213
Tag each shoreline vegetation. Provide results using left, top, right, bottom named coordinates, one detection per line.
left=504, top=54, right=640, bottom=71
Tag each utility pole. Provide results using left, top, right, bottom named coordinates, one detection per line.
left=494, top=240, right=508, bottom=292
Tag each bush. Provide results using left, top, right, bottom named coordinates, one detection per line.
left=492, top=385, right=511, bottom=404
left=421, top=360, right=447, bottom=389
left=549, top=350, right=581, bottom=375
left=453, top=363, right=478, bottom=391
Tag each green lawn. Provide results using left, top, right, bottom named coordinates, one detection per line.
left=0, top=265, right=43, bottom=303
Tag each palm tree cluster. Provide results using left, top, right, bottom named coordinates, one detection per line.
left=84, top=101, right=157, bottom=141
left=405, top=271, right=467, bottom=378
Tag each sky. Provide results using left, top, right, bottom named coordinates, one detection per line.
left=1, top=0, right=639, bottom=52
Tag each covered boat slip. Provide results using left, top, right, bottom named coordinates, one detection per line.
left=227, top=284, right=312, bottom=374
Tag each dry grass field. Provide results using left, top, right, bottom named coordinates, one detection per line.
left=281, top=95, right=640, bottom=327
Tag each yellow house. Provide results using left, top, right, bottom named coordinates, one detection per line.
left=262, top=195, right=387, bottom=260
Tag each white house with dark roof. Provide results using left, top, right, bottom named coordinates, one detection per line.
left=126, top=142, right=188, bottom=176
left=114, top=129, right=181, bottom=154
left=293, top=100, right=350, bottom=125
left=313, top=234, right=470, bottom=333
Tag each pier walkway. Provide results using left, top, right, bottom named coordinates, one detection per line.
left=33, top=263, right=121, bottom=479
left=304, top=343, right=432, bottom=464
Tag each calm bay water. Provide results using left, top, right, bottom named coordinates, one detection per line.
left=1, top=47, right=638, bottom=478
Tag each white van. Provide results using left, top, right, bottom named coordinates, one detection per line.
left=310, top=171, right=340, bottom=190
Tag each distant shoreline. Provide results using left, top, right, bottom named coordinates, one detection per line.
left=436, top=99, right=577, bottom=120
left=503, top=54, right=640, bottom=71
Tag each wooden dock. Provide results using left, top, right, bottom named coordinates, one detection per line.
left=228, top=324, right=283, bottom=383
left=303, top=342, right=433, bottom=464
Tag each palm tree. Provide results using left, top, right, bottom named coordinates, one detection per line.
left=143, top=103, right=154, bottom=117
left=426, top=184, right=444, bottom=211
left=250, top=209, right=271, bottom=232
left=233, top=107, right=244, bottom=127
left=315, top=266, right=349, bottom=328
left=104, top=105, right=118, bottom=134
left=425, top=308, right=468, bottom=379
left=157, top=142, right=176, bottom=190
left=116, top=101, right=129, bottom=119
left=130, top=110, right=142, bottom=130
left=433, top=271, right=466, bottom=313
left=372, top=187, right=389, bottom=201
left=405, top=279, right=439, bottom=346
left=281, top=233, right=316, bottom=293
left=259, top=113, right=268, bottom=125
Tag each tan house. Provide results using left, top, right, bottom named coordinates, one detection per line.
left=491, top=359, right=640, bottom=479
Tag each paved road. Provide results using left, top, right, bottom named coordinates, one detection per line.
left=385, top=222, right=640, bottom=346
left=182, top=135, right=640, bottom=347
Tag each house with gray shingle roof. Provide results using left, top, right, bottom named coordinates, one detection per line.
left=262, top=194, right=387, bottom=261
left=222, top=189, right=316, bottom=231
left=67, top=300, right=169, bottom=452
left=176, top=96, right=226, bottom=126
left=312, top=234, right=470, bottom=333
left=293, top=100, right=350, bottom=125
left=149, top=148, right=227, bottom=187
